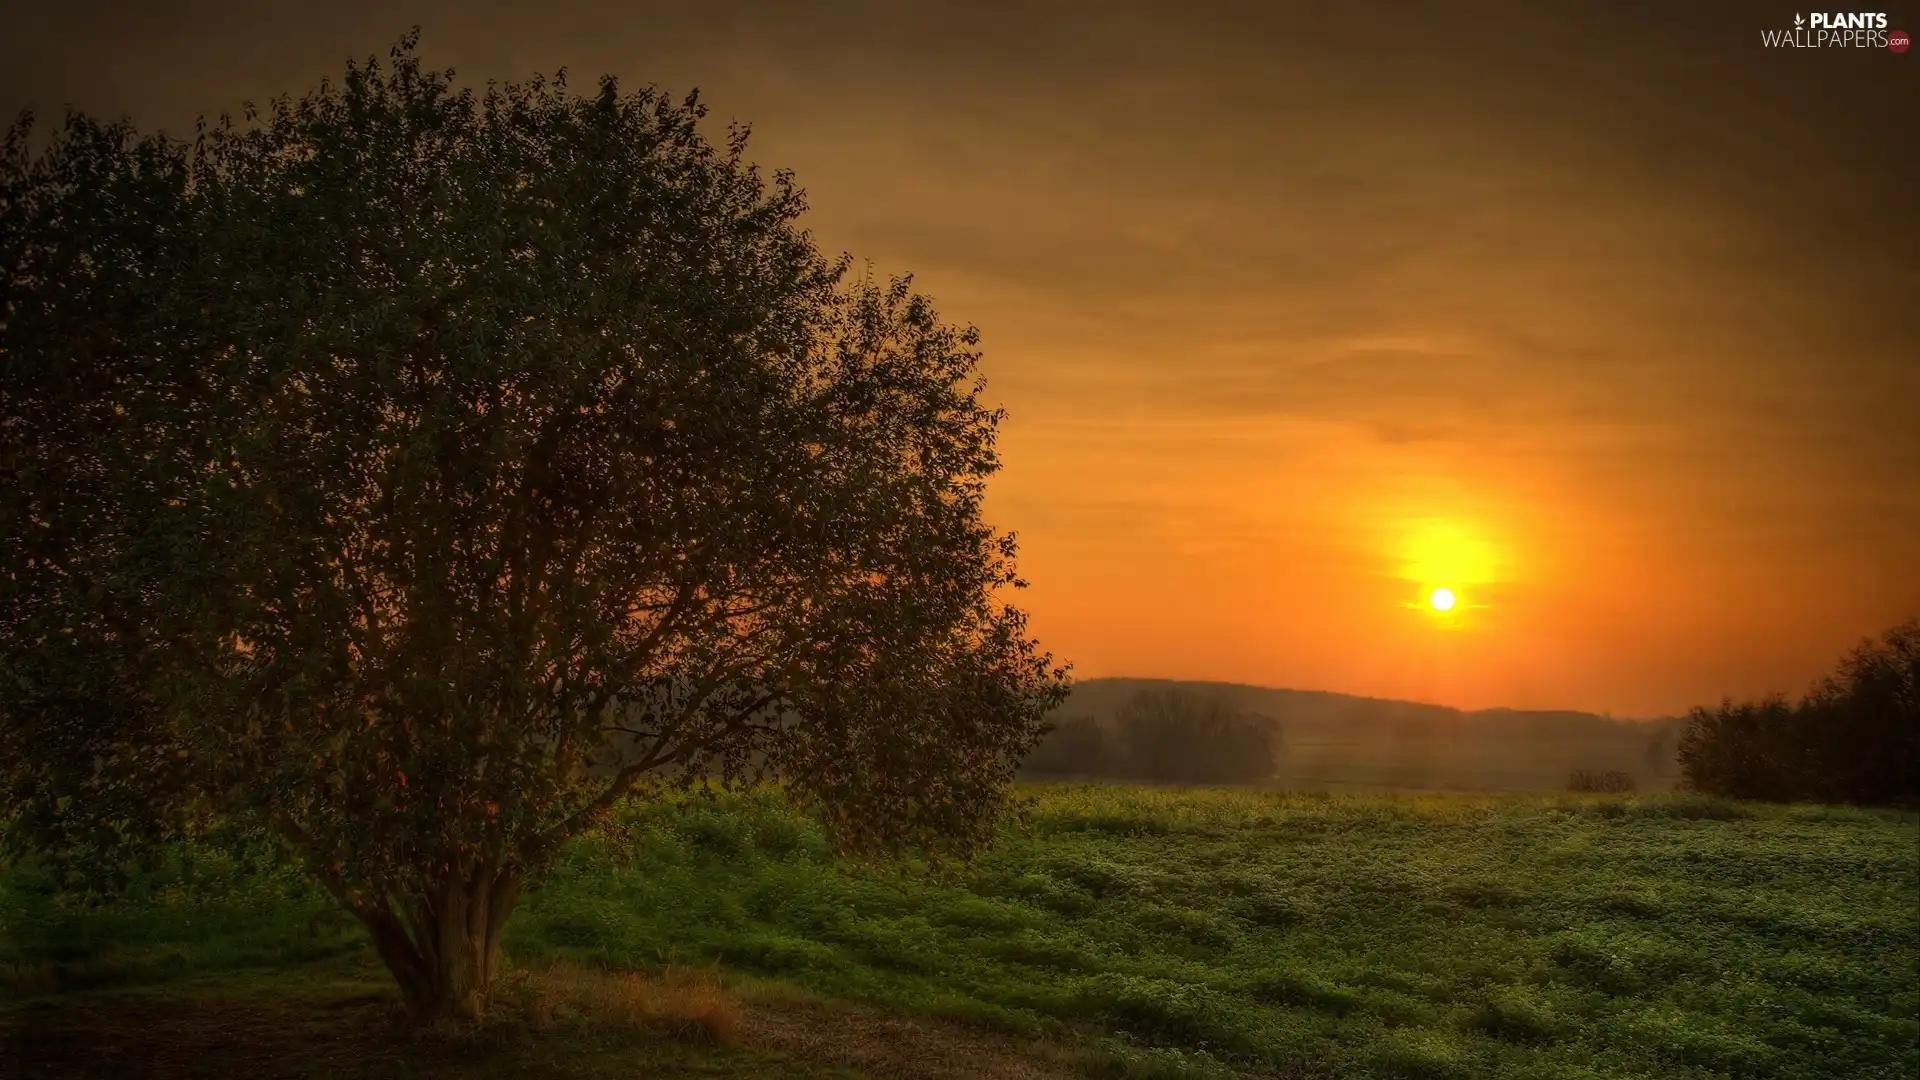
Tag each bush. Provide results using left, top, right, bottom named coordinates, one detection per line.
left=1678, top=618, right=1918, bottom=806
left=1567, top=770, right=1636, bottom=794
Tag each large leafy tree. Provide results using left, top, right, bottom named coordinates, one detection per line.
left=0, top=32, right=1068, bottom=1020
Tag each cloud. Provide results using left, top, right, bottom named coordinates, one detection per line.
left=4, top=0, right=1912, bottom=713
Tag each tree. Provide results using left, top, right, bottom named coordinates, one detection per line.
left=1643, top=726, right=1672, bottom=778
left=1676, top=619, right=1917, bottom=806
left=1111, top=688, right=1281, bottom=785
left=1, top=100, right=205, bottom=889
left=0, top=32, right=1069, bottom=1020
left=1675, top=695, right=1803, bottom=802
left=1798, top=618, right=1918, bottom=805
left=1021, top=687, right=1282, bottom=785
left=1019, top=714, right=1113, bottom=778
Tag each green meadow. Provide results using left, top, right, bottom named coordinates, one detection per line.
left=5, top=786, right=1917, bottom=1080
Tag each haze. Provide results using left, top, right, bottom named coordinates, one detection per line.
left=4, top=0, right=1913, bottom=717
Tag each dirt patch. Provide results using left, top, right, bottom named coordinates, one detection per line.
left=2, top=983, right=1084, bottom=1080
left=742, top=997, right=1083, bottom=1080
left=2, top=997, right=396, bottom=1079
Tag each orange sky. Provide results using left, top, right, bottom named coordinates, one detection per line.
left=4, top=0, right=1914, bottom=716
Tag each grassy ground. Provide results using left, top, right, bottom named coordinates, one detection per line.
left=4, top=786, right=1916, bottom=1079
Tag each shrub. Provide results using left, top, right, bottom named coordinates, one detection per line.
left=1567, top=769, right=1636, bottom=794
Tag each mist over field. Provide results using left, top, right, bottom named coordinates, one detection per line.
left=1026, top=678, right=1683, bottom=795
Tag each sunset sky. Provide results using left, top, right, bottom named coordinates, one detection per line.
left=3, top=0, right=1914, bottom=717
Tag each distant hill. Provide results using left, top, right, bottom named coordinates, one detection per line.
left=1027, top=677, right=1685, bottom=794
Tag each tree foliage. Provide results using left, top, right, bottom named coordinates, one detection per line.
left=0, top=105, right=204, bottom=888
left=0, top=32, right=1068, bottom=1018
left=1677, top=618, right=1917, bottom=806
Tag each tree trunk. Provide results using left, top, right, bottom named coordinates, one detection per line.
left=351, top=862, right=523, bottom=1023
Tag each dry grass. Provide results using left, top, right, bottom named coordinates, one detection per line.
left=493, top=960, right=741, bottom=1046
left=738, top=994, right=1085, bottom=1080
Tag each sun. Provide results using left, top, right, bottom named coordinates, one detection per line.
left=1428, top=587, right=1457, bottom=612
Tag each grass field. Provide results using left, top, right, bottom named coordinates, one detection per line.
left=5, top=786, right=1917, bottom=1079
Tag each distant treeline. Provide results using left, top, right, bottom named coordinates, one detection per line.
left=1678, top=618, right=1918, bottom=807
left=1022, top=677, right=1679, bottom=793
left=1023, top=687, right=1282, bottom=785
